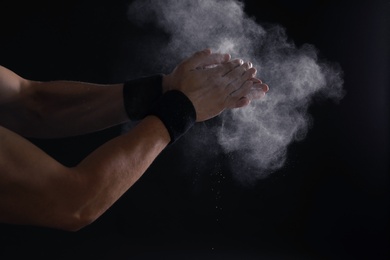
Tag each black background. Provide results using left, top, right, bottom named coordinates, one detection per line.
left=0, top=0, right=389, bottom=259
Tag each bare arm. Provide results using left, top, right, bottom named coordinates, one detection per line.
left=0, top=49, right=268, bottom=232
left=0, top=65, right=128, bottom=138
left=0, top=116, right=169, bottom=231
left=0, top=63, right=267, bottom=138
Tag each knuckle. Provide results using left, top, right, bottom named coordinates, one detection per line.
left=243, top=62, right=251, bottom=69
left=246, top=67, right=257, bottom=76
left=194, top=51, right=203, bottom=57
left=194, top=49, right=210, bottom=57
left=229, top=59, right=242, bottom=66
left=250, top=67, right=257, bottom=74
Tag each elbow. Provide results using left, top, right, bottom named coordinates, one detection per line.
left=52, top=186, right=105, bottom=232
left=20, top=80, right=47, bottom=121
left=62, top=219, right=96, bottom=233
left=51, top=170, right=112, bottom=232
left=58, top=210, right=102, bottom=232
left=67, top=214, right=98, bottom=232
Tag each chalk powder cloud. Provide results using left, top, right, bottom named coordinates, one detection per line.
left=127, top=0, right=345, bottom=184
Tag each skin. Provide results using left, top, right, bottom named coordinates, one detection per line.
left=163, top=49, right=268, bottom=121
left=0, top=49, right=268, bottom=231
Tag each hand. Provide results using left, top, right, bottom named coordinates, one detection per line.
left=163, top=49, right=268, bottom=122
left=244, top=77, right=269, bottom=105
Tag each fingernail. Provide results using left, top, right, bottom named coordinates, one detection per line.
left=251, top=68, right=257, bottom=76
left=252, top=77, right=261, bottom=83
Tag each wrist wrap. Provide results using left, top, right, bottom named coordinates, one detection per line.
left=123, top=74, right=163, bottom=120
left=149, top=90, right=196, bottom=144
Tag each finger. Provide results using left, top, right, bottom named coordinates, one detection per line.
left=246, top=83, right=269, bottom=100
left=197, top=53, right=231, bottom=69
left=243, top=61, right=253, bottom=71
left=227, top=80, right=253, bottom=107
left=224, top=61, right=252, bottom=76
left=250, top=77, right=262, bottom=84
left=225, top=67, right=257, bottom=94
left=261, top=83, right=269, bottom=93
left=241, top=67, right=257, bottom=82
left=182, top=49, right=230, bottom=70
left=181, top=49, right=211, bottom=69
left=250, top=78, right=269, bottom=92
left=210, top=58, right=243, bottom=76
left=246, top=88, right=265, bottom=100
left=233, top=97, right=251, bottom=108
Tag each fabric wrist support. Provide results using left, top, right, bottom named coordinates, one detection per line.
left=123, top=74, right=163, bottom=120
left=149, top=90, right=196, bottom=144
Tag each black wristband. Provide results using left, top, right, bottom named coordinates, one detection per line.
left=149, top=90, right=197, bottom=144
left=123, top=74, right=163, bottom=121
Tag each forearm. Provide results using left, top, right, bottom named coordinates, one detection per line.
left=0, top=66, right=166, bottom=138
left=2, top=80, right=129, bottom=138
left=0, top=49, right=266, bottom=232
left=0, top=116, right=170, bottom=231
left=73, top=116, right=170, bottom=226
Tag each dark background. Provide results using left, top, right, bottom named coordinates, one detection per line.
left=0, top=0, right=388, bottom=259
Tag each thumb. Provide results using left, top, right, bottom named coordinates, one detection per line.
left=182, top=49, right=230, bottom=70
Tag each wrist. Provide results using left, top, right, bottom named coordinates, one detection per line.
left=123, top=74, right=163, bottom=121
left=162, top=74, right=173, bottom=93
left=149, top=90, right=196, bottom=144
